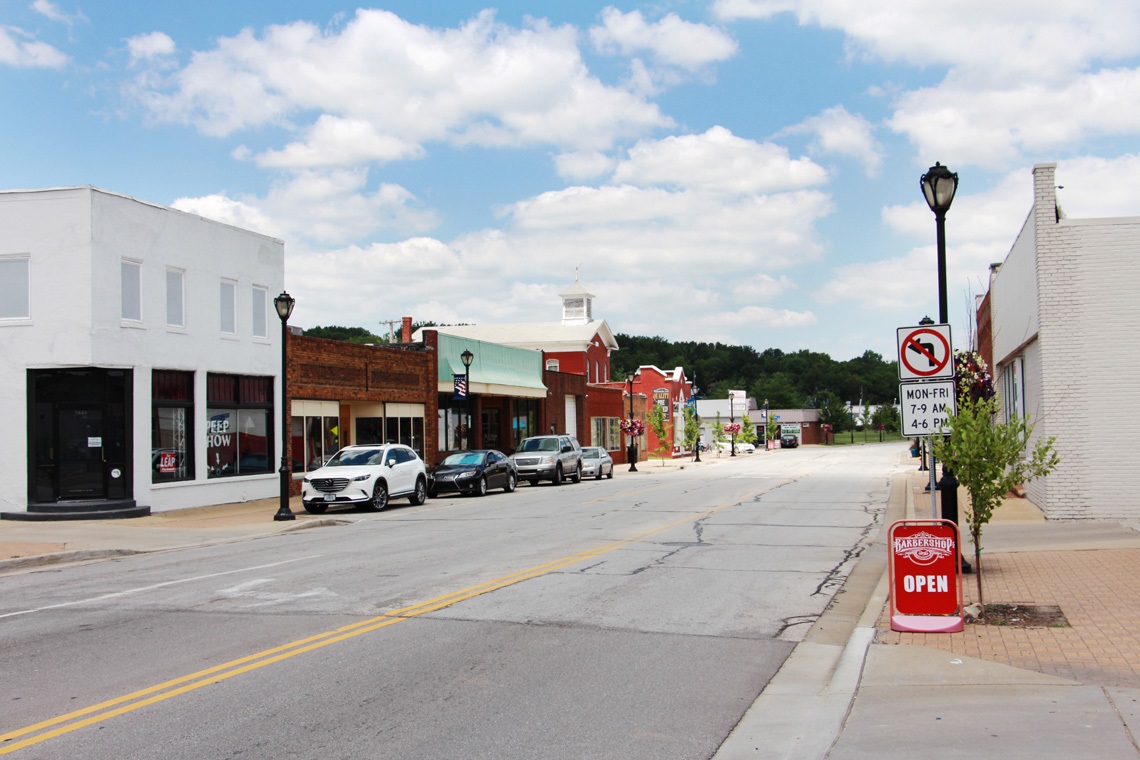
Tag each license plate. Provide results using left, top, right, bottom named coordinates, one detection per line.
left=325, top=494, right=336, bottom=501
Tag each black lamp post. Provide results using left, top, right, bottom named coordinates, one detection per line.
left=763, top=398, right=769, bottom=450
left=729, top=394, right=736, bottom=457
left=273, top=291, right=296, bottom=521
left=461, top=349, right=474, bottom=449
left=626, top=373, right=638, bottom=472
left=692, top=380, right=701, bottom=463
left=920, top=162, right=968, bottom=571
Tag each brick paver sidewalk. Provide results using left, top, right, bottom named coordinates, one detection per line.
left=877, top=543, right=1140, bottom=688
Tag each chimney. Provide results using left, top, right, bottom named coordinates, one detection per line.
left=402, top=316, right=413, bottom=343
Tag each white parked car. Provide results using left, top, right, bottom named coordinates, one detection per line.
left=714, top=440, right=755, bottom=454
left=302, top=443, right=427, bottom=514
left=581, top=446, right=614, bottom=479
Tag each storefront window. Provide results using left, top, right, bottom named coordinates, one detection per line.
left=510, top=399, right=537, bottom=452
left=206, top=373, right=273, bottom=478
left=152, top=370, right=194, bottom=483
left=591, top=416, right=622, bottom=451
left=357, top=417, right=384, bottom=445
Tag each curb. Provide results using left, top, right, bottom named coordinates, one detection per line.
left=0, top=517, right=348, bottom=574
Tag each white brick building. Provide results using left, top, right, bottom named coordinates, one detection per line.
left=987, top=163, right=1140, bottom=519
left=0, top=187, right=286, bottom=518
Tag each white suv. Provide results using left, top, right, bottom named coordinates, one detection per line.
left=302, top=444, right=427, bottom=514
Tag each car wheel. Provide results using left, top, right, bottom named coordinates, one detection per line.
left=552, top=465, right=563, bottom=485
left=367, top=481, right=389, bottom=511
left=408, top=477, right=427, bottom=506
left=595, top=465, right=603, bottom=480
left=476, top=476, right=488, bottom=497
left=606, top=465, right=613, bottom=479
left=303, top=502, right=328, bottom=515
left=571, top=462, right=581, bottom=483
left=504, top=471, right=517, bottom=493
left=427, top=488, right=438, bottom=499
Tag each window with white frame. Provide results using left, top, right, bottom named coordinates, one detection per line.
left=220, top=279, right=237, bottom=334
left=121, top=260, right=142, bottom=322
left=166, top=268, right=185, bottom=328
left=252, top=286, right=267, bottom=338
left=1002, top=356, right=1026, bottom=423
left=546, top=359, right=559, bottom=371
left=0, top=255, right=30, bottom=320
left=592, top=417, right=622, bottom=451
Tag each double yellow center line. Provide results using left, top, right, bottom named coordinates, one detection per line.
left=0, top=494, right=745, bottom=755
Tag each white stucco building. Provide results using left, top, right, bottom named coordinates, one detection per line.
left=987, top=163, right=1140, bottom=520
left=0, top=187, right=286, bottom=518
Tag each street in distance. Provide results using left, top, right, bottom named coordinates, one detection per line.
left=900, top=380, right=956, bottom=436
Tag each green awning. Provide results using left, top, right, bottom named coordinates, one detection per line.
left=436, top=333, right=546, bottom=398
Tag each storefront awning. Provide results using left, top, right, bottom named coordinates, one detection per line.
left=436, top=333, right=547, bottom=398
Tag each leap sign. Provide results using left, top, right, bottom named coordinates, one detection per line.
left=897, top=324, right=954, bottom=381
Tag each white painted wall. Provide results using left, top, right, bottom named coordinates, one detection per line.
left=0, top=187, right=285, bottom=513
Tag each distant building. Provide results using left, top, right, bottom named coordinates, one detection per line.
left=982, top=163, right=1140, bottom=520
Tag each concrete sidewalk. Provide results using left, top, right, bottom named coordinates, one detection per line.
left=717, top=461, right=1140, bottom=759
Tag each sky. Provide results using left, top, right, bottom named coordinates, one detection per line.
left=4, top=1, right=1140, bottom=362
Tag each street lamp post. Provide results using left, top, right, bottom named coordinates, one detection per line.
left=626, top=373, right=638, bottom=472
left=920, top=162, right=962, bottom=530
left=461, top=349, right=474, bottom=449
left=763, top=398, right=769, bottom=450
left=692, top=380, right=701, bottom=463
left=729, top=394, right=736, bottom=457
left=273, top=291, right=296, bottom=521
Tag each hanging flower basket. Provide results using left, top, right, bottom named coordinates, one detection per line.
left=620, top=418, right=645, bottom=436
left=723, top=423, right=742, bottom=435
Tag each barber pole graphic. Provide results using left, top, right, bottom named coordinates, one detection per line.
left=889, top=520, right=964, bottom=633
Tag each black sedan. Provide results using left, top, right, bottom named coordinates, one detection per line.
left=780, top=434, right=799, bottom=448
left=428, top=449, right=518, bottom=497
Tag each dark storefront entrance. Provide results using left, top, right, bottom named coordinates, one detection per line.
left=28, top=368, right=133, bottom=508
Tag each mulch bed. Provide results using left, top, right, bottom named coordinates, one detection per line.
left=969, top=604, right=1069, bottom=628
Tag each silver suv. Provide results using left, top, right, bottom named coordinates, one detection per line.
left=301, top=443, right=427, bottom=513
left=509, top=435, right=583, bottom=485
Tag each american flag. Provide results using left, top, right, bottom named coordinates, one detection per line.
left=453, top=373, right=468, bottom=400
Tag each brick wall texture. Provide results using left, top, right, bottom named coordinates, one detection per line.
left=997, top=163, right=1140, bottom=519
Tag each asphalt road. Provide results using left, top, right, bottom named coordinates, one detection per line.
left=0, top=443, right=908, bottom=759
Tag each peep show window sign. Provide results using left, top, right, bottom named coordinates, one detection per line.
left=205, top=373, right=273, bottom=478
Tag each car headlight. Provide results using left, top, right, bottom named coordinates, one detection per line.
left=352, top=474, right=372, bottom=482
left=540, top=455, right=554, bottom=464
left=302, top=477, right=311, bottom=484
left=456, top=469, right=477, bottom=479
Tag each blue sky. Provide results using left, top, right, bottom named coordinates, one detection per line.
left=4, top=0, right=1140, bottom=361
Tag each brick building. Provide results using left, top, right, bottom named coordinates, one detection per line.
left=983, top=162, right=1140, bottom=520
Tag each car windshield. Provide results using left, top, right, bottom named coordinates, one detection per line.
left=519, top=438, right=557, bottom=452
left=582, top=448, right=600, bottom=458
left=442, top=452, right=485, bottom=466
left=326, top=448, right=385, bottom=467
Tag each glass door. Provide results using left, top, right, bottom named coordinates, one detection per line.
left=58, top=405, right=106, bottom=500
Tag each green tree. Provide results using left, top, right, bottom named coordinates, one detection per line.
left=739, top=414, right=758, bottom=446
left=817, top=393, right=850, bottom=439
left=682, top=405, right=701, bottom=458
left=932, top=396, right=1059, bottom=613
left=647, top=402, right=670, bottom=464
left=766, top=415, right=779, bottom=445
left=712, top=412, right=727, bottom=454
left=873, top=403, right=901, bottom=433
left=305, top=325, right=386, bottom=344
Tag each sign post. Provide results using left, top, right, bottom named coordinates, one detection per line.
left=888, top=519, right=964, bottom=632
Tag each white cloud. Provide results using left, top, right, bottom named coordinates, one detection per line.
left=589, top=7, right=738, bottom=70
left=32, top=0, right=85, bottom=26
left=127, top=31, right=175, bottom=64
left=130, top=9, right=672, bottom=154
left=0, top=25, right=68, bottom=68
left=780, top=105, right=883, bottom=177
left=173, top=169, right=439, bottom=245
left=553, top=150, right=617, bottom=181
left=613, top=127, right=828, bottom=194
left=889, top=69, right=1140, bottom=169
left=253, top=115, right=425, bottom=168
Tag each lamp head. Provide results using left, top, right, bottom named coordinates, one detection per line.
left=920, top=162, right=958, bottom=214
left=461, top=349, right=474, bottom=369
left=274, top=291, right=295, bottom=322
